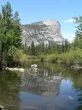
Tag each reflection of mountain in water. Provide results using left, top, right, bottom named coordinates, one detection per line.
left=0, top=64, right=82, bottom=110
left=20, top=69, right=63, bottom=97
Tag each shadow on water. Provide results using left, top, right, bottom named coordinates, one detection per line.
left=0, top=70, right=21, bottom=110
left=0, top=62, right=82, bottom=110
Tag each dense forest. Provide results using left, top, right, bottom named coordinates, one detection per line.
left=0, top=2, right=82, bottom=69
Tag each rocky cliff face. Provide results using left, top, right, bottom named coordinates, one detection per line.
left=21, top=19, right=65, bottom=47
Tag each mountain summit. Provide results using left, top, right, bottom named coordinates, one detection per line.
left=21, top=19, right=65, bottom=47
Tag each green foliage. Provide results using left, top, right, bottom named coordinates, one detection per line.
left=46, top=48, right=82, bottom=65
left=18, top=49, right=28, bottom=66
left=0, top=2, right=21, bottom=67
left=73, top=16, right=82, bottom=49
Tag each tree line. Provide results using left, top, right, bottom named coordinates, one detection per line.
left=25, top=40, right=70, bottom=56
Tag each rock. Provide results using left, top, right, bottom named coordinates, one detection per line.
left=71, top=64, right=82, bottom=70
left=18, top=68, right=25, bottom=72
left=0, top=105, right=4, bottom=110
left=5, top=67, right=25, bottom=72
left=31, top=64, right=37, bottom=68
left=21, top=19, right=65, bottom=47
left=30, top=64, right=39, bottom=74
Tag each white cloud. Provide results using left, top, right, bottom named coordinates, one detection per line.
left=64, top=18, right=75, bottom=23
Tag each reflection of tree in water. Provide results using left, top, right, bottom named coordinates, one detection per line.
left=77, top=90, right=82, bottom=110
left=71, top=73, right=82, bottom=110
left=0, top=71, right=21, bottom=110
left=21, top=69, right=63, bottom=97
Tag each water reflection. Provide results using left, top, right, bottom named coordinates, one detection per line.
left=0, top=71, right=21, bottom=110
left=71, top=73, right=82, bottom=110
left=0, top=63, right=82, bottom=110
left=20, top=69, right=63, bottom=97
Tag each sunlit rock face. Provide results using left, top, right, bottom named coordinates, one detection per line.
left=21, top=19, right=65, bottom=47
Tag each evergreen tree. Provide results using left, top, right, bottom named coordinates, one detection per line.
left=64, top=39, right=69, bottom=52
left=31, top=41, right=35, bottom=55
left=73, top=16, right=82, bottom=48
left=0, top=2, right=21, bottom=68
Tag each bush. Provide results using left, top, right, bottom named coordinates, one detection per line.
left=18, top=50, right=28, bottom=66
left=45, top=48, right=82, bottom=66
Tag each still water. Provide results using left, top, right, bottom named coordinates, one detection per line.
left=0, top=63, right=82, bottom=110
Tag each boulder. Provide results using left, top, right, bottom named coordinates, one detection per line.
left=71, top=64, right=82, bottom=70
left=31, top=64, right=37, bottom=68
left=0, top=105, right=4, bottom=110
left=5, top=67, right=25, bottom=72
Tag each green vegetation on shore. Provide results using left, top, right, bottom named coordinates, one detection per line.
left=45, top=48, right=82, bottom=65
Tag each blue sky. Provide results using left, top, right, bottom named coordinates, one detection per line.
left=0, top=0, right=82, bottom=42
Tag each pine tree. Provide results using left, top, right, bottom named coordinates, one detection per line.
left=31, top=41, right=35, bottom=55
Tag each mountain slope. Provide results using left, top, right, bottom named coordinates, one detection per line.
left=21, top=19, right=65, bottom=47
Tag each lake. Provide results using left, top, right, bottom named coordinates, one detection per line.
left=0, top=62, right=82, bottom=110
